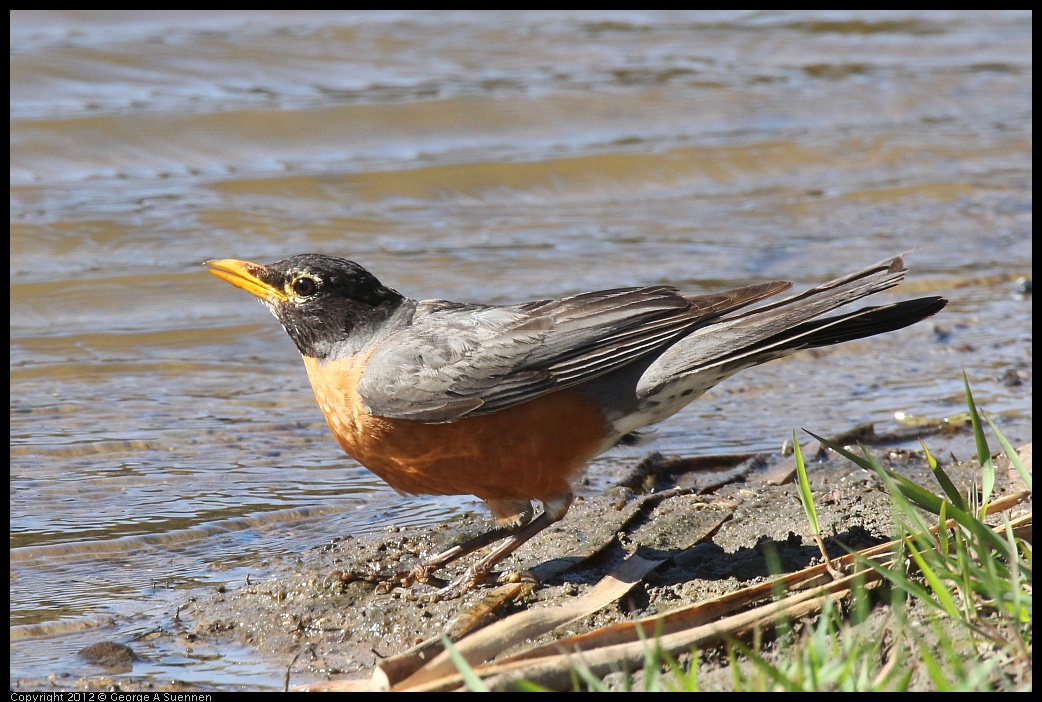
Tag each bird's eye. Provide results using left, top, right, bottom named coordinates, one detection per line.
left=291, top=276, right=318, bottom=297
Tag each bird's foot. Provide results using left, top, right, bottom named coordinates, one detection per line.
left=429, top=566, right=539, bottom=601
left=495, top=569, right=539, bottom=587
left=328, top=560, right=455, bottom=594
left=373, top=561, right=453, bottom=594
left=326, top=563, right=540, bottom=601
left=430, top=564, right=492, bottom=600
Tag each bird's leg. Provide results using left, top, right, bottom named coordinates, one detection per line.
left=343, top=495, right=573, bottom=598
left=373, top=500, right=535, bottom=592
left=434, top=493, right=574, bottom=600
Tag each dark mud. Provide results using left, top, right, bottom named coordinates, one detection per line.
left=15, top=437, right=1031, bottom=692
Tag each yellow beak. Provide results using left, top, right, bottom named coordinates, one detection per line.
left=205, top=259, right=288, bottom=303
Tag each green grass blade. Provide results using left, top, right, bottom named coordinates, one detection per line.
left=903, top=536, right=962, bottom=618
left=845, top=546, right=943, bottom=614
left=963, top=374, right=995, bottom=512
left=804, top=430, right=874, bottom=471
left=809, top=430, right=959, bottom=519
left=917, top=634, right=954, bottom=691
left=793, top=432, right=820, bottom=535
left=883, top=470, right=947, bottom=515
left=1004, top=518, right=1032, bottom=624
left=963, top=373, right=992, bottom=465
left=810, top=432, right=1009, bottom=554
left=936, top=500, right=949, bottom=559
left=985, top=414, right=1032, bottom=492
left=728, top=637, right=801, bottom=691
left=919, top=438, right=967, bottom=510
left=441, top=635, right=490, bottom=692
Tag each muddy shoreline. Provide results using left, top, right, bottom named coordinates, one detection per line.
left=16, top=434, right=1030, bottom=692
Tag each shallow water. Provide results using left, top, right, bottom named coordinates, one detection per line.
left=9, top=10, right=1032, bottom=689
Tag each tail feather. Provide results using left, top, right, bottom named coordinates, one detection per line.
left=788, top=297, right=947, bottom=350
left=636, top=255, right=947, bottom=394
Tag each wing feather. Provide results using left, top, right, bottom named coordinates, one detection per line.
left=356, top=282, right=790, bottom=422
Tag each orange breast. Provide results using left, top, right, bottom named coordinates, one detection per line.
left=301, top=353, right=610, bottom=503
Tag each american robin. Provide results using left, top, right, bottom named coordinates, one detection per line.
left=207, top=253, right=945, bottom=597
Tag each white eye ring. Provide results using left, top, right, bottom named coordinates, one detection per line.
left=290, top=275, right=319, bottom=298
